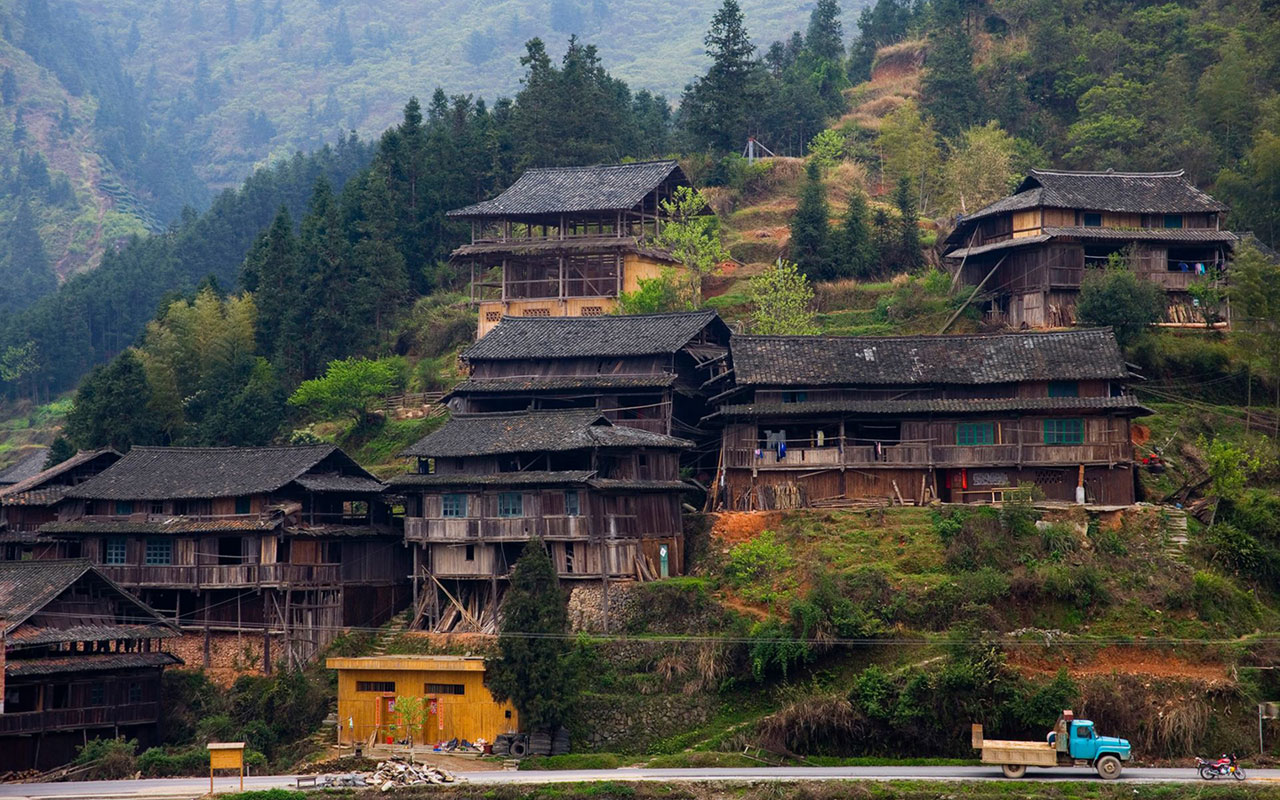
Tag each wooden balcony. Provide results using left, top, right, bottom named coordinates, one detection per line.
left=0, top=701, right=159, bottom=734
left=728, top=441, right=1131, bottom=470
left=404, top=514, right=644, bottom=543
left=98, top=563, right=341, bottom=588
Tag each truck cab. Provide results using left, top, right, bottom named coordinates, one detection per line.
left=1066, top=720, right=1131, bottom=764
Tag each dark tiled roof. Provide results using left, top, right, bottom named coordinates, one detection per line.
left=731, top=329, right=1129, bottom=387
left=11, top=623, right=180, bottom=645
left=401, top=410, right=692, bottom=458
left=387, top=471, right=596, bottom=489
left=966, top=169, right=1228, bottom=221
left=293, top=474, right=386, bottom=493
left=0, top=487, right=70, bottom=507
left=587, top=478, right=690, bottom=492
left=1040, top=226, right=1237, bottom=242
left=464, top=311, right=723, bottom=361
left=0, top=449, right=120, bottom=498
left=7, top=651, right=182, bottom=678
left=0, top=450, right=48, bottom=485
left=0, top=560, right=92, bottom=630
left=0, top=559, right=176, bottom=638
left=41, top=517, right=283, bottom=536
left=67, top=445, right=377, bottom=500
left=715, top=395, right=1151, bottom=419
left=450, top=374, right=677, bottom=396
left=447, top=161, right=686, bottom=218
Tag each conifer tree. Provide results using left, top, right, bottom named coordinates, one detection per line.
left=790, top=160, right=832, bottom=280
left=65, top=350, right=161, bottom=451
left=0, top=202, right=57, bottom=315
left=921, top=0, right=980, bottom=138
left=297, top=177, right=358, bottom=377
left=240, top=205, right=300, bottom=363
left=1, top=68, right=17, bottom=106
left=805, top=0, right=845, bottom=65
left=893, top=176, right=923, bottom=270
left=837, top=191, right=877, bottom=279
left=486, top=539, right=577, bottom=732
left=681, top=0, right=762, bottom=152
left=44, top=436, right=76, bottom=469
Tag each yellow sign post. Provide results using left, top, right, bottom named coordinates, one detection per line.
left=207, top=742, right=245, bottom=794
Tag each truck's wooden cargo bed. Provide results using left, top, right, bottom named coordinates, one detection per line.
left=979, top=740, right=1058, bottom=767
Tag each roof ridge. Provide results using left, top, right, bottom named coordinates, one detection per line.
left=521, top=159, right=678, bottom=173
left=129, top=444, right=334, bottom=452
left=451, top=408, right=606, bottom=419
left=1031, top=168, right=1187, bottom=178
left=735, top=328, right=1112, bottom=343
left=498, top=309, right=715, bottom=322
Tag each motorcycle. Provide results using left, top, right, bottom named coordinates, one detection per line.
left=1195, top=753, right=1245, bottom=780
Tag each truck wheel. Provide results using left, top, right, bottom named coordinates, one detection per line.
left=1095, top=755, right=1122, bottom=780
left=1001, top=764, right=1027, bottom=779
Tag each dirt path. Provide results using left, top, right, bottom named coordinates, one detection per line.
left=1009, top=648, right=1229, bottom=683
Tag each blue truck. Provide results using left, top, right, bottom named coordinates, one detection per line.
left=971, top=710, right=1132, bottom=779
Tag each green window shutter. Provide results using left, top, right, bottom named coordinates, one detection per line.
left=1048, top=381, right=1079, bottom=398
left=957, top=422, right=995, bottom=446
left=1044, top=418, right=1085, bottom=444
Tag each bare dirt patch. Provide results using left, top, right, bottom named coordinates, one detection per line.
left=1009, top=648, right=1230, bottom=683
left=709, top=511, right=782, bottom=544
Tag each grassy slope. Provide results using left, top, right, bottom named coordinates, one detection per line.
left=0, top=38, right=150, bottom=279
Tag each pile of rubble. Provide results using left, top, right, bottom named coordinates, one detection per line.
left=370, top=757, right=462, bottom=791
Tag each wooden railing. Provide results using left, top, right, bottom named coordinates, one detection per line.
left=729, top=441, right=1131, bottom=469
left=405, top=514, right=641, bottom=542
left=0, top=702, right=159, bottom=734
left=99, top=563, right=341, bottom=588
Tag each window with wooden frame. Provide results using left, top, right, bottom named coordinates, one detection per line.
left=105, top=537, right=127, bottom=565
left=1163, top=214, right=1183, bottom=229
left=128, top=682, right=143, bottom=703
left=425, top=683, right=465, bottom=695
left=564, top=490, right=580, bottom=517
left=356, top=681, right=396, bottom=692
left=522, top=307, right=551, bottom=317
left=1043, top=418, right=1084, bottom=444
left=88, top=683, right=106, bottom=706
left=442, top=494, right=468, bottom=518
left=485, top=311, right=501, bottom=322
left=1083, top=212, right=1102, bottom=227
left=956, top=422, right=995, bottom=446
left=114, top=500, right=134, bottom=516
left=498, top=492, right=523, bottom=517
left=144, top=538, right=172, bottom=565
left=1048, top=381, right=1079, bottom=398
left=234, top=496, right=251, bottom=515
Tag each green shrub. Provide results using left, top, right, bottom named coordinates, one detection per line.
left=746, top=618, right=811, bottom=681
left=1036, top=564, right=1108, bottom=610
left=790, top=572, right=881, bottom=641
left=1201, top=522, right=1279, bottom=579
left=1191, top=570, right=1260, bottom=625
left=74, top=737, right=138, bottom=779
left=138, top=745, right=209, bottom=777
left=724, top=530, right=795, bottom=604
left=1038, top=523, right=1079, bottom=561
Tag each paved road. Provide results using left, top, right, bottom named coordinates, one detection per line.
left=1, top=765, right=1276, bottom=798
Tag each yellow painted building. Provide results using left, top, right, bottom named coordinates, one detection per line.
left=327, top=655, right=518, bottom=746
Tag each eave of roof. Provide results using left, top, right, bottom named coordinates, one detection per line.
left=712, top=395, right=1152, bottom=420
left=451, top=236, right=681, bottom=263
left=0, top=449, right=119, bottom=498
left=0, top=450, right=49, bottom=486
left=447, top=374, right=678, bottom=397
left=41, top=517, right=283, bottom=535
left=6, top=651, right=182, bottom=678
left=292, top=474, right=386, bottom=493
left=10, top=623, right=180, bottom=645
left=586, top=478, right=691, bottom=492
left=387, top=470, right=596, bottom=489
left=400, top=410, right=692, bottom=459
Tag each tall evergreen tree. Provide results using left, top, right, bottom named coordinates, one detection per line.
left=65, top=350, right=161, bottom=451
left=1, top=68, right=16, bottom=106
left=680, top=0, right=762, bottom=152
left=837, top=190, right=876, bottom=278
left=921, top=0, right=980, bottom=138
left=805, top=0, right=845, bottom=65
left=297, top=177, right=358, bottom=377
left=893, top=176, right=923, bottom=270
left=486, top=539, right=577, bottom=732
left=240, top=205, right=300, bottom=362
left=790, top=160, right=832, bottom=280
left=0, top=202, right=57, bottom=315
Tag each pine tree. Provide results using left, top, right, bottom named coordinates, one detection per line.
left=297, top=177, right=359, bottom=377
left=44, top=436, right=77, bottom=469
left=681, top=0, right=762, bottom=151
left=485, top=539, right=577, bottom=732
left=790, top=160, right=832, bottom=280
left=837, top=190, right=876, bottom=278
left=893, top=176, right=923, bottom=270
left=921, top=0, right=980, bottom=138
left=65, top=350, right=162, bottom=451
left=351, top=167, right=410, bottom=340
left=805, top=0, right=845, bottom=65
left=240, top=205, right=300, bottom=363
left=0, top=202, right=57, bottom=315
left=1, top=68, right=16, bottom=106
